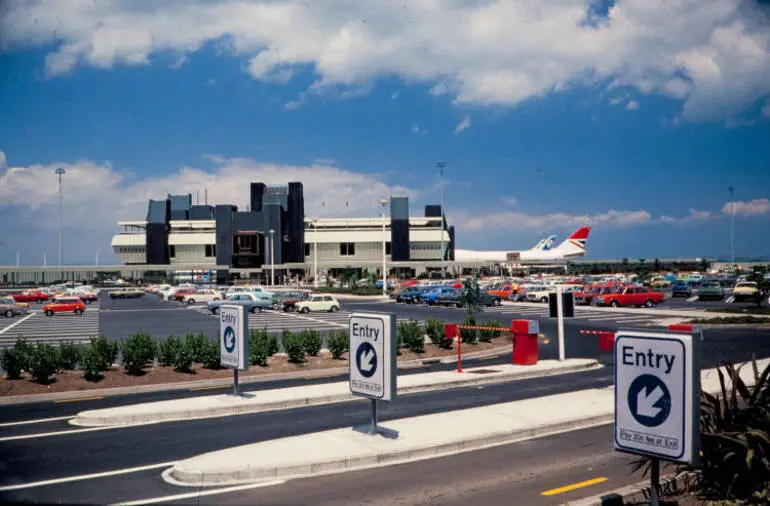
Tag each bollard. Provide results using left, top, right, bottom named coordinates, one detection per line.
left=598, top=331, right=616, bottom=351
left=511, top=319, right=539, bottom=365
left=444, top=323, right=461, bottom=372
left=668, top=323, right=704, bottom=342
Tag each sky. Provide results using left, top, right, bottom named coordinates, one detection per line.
left=1, top=0, right=769, bottom=266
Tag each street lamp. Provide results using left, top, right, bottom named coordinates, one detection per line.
left=380, top=199, right=389, bottom=296
left=55, top=168, right=66, bottom=267
left=309, top=218, right=319, bottom=288
left=728, top=186, right=735, bottom=266
left=95, top=248, right=101, bottom=267
left=268, top=229, right=275, bottom=286
left=436, top=160, right=446, bottom=279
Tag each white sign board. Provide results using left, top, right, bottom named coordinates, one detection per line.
left=349, top=312, right=397, bottom=401
left=220, top=305, right=248, bottom=370
left=614, top=330, right=700, bottom=464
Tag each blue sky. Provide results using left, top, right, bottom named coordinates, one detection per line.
left=1, top=0, right=769, bottom=266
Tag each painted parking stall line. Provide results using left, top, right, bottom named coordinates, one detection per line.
left=0, top=311, right=99, bottom=348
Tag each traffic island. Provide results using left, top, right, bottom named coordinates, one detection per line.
left=71, top=359, right=602, bottom=427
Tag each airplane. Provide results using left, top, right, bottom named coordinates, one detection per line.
left=455, top=226, right=592, bottom=264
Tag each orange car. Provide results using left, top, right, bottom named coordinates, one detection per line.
left=43, top=296, right=86, bottom=316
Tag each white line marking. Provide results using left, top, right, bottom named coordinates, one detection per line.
left=0, top=461, right=176, bottom=492
left=112, top=479, right=286, bottom=505
left=274, top=310, right=348, bottom=328
left=0, top=415, right=73, bottom=428
left=0, top=313, right=35, bottom=335
left=0, top=425, right=121, bottom=442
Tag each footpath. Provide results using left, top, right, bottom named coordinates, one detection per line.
left=163, top=358, right=770, bottom=487
left=72, top=358, right=601, bottom=427
left=503, top=300, right=770, bottom=319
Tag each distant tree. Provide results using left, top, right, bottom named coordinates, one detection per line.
left=653, top=258, right=661, bottom=272
left=621, top=258, right=630, bottom=272
left=459, top=277, right=482, bottom=321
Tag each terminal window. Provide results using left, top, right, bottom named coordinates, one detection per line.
left=386, top=242, right=391, bottom=255
left=340, top=242, right=356, bottom=256
left=304, top=243, right=311, bottom=256
left=169, top=245, right=176, bottom=258
left=205, top=245, right=216, bottom=257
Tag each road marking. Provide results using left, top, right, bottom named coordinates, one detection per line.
left=0, top=461, right=177, bottom=492
left=541, top=476, right=608, bottom=496
left=54, top=396, right=104, bottom=404
left=277, top=310, right=348, bottom=328
left=0, top=425, right=120, bottom=442
left=111, top=479, right=286, bottom=506
left=0, top=415, right=74, bottom=428
left=188, top=385, right=228, bottom=391
left=0, top=313, right=35, bottom=335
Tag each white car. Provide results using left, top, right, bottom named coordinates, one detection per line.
left=182, top=289, right=222, bottom=305
left=295, top=294, right=341, bottom=313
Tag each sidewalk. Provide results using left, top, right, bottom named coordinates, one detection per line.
left=502, top=300, right=770, bottom=319
left=72, top=359, right=601, bottom=427
left=164, top=358, right=769, bottom=487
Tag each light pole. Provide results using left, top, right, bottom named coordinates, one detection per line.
left=728, top=186, right=735, bottom=266
left=95, top=249, right=101, bottom=266
left=268, top=229, right=275, bottom=286
left=310, top=218, right=319, bottom=288
left=437, top=160, right=446, bottom=279
left=380, top=199, right=388, bottom=296
left=55, top=168, right=66, bottom=267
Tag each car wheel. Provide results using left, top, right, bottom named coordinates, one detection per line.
left=611, top=300, right=620, bottom=308
left=45, top=309, right=54, bottom=316
left=301, top=307, right=310, bottom=313
left=540, top=297, right=548, bottom=303
left=330, top=306, right=339, bottom=312
left=74, top=308, right=83, bottom=315
left=645, top=299, right=654, bottom=308
left=187, top=299, right=195, bottom=305
left=456, top=302, right=463, bottom=308
left=4, top=310, right=12, bottom=318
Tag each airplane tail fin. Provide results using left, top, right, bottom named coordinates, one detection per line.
left=556, top=226, right=591, bottom=256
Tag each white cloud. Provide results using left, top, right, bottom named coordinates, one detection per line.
left=686, top=208, right=712, bottom=220
left=391, top=92, right=399, bottom=100
left=0, top=150, right=6, bottom=170
left=626, top=99, right=640, bottom=110
left=722, top=198, right=770, bottom=217
left=454, top=115, right=472, bottom=135
left=453, top=208, right=652, bottom=233
left=411, top=125, right=427, bottom=136
left=2, top=0, right=769, bottom=121
left=501, top=196, right=518, bottom=207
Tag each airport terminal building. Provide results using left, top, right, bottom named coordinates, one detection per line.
left=109, top=181, right=456, bottom=282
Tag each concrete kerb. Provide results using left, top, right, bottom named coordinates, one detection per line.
left=71, top=359, right=602, bottom=427
left=566, top=471, right=696, bottom=506
left=0, top=344, right=513, bottom=406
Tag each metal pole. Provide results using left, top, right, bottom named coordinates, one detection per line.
left=95, top=249, right=100, bottom=266
left=437, top=161, right=446, bottom=279
left=650, top=458, right=660, bottom=506
left=729, top=186, right=735, bottom=266
left=313, top=220, right=318, bottom=288
left=16, top=250, right=20, bottom=268
left=233, top=368, right=240, bottom=396
left=369, top=398, right=378, bottom=434
left=269, top=229, right=275, bottom=286
left=55, top=168, right=65, bottom=267
left=557, top=285, right=565, bottom=361
left=381, top=199, right=388, bottom=297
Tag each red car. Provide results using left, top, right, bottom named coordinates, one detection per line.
left=12, top=290, right=50, bottom=303
left=593, top=286, right=665, bottom=308
left=43, top=296, right=86, bottom=315
left=172, top=288, right=196, bottom=302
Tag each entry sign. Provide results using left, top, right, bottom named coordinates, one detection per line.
left=220, top=305, right=249, bottom=370
left=614, top=330, right=700, bottom=464
left=349, top=313, right=397, bottom=401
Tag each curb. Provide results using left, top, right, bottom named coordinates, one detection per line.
left=566, top=471, right=695, bottom=505
left=0, top=344, right=513, bottom=406
left=72, top=360, right=602, bottom=427
left=164, top=413, right=614, bottom=486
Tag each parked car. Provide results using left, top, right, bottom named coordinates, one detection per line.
left=671, top=281, right=693, bottom=298
left=435, top=288, right=502, bottom=308
left=593, top=286, right=665, bottom=308
left=2, top=296, right=29, bottom=311
left=12, top=290, right=49, bottom=303
left=171, top=288, right=196, bottom=302
left=1, top=299, right=29, bottom=318
left=649, top=276, right=671, bottom=288
left=697, top=281, right=724, bottom=301
left=396, top=286, right=426, bottom=304
left=274, top=291, right=310, bottom=311
left=573, top=285, right=604, bottom=305
left=420, top=286, right=456, bottom=305
left=42, top=296, right=86, bottom=316
left=295, top=294, right=341, bottom=313
left=66, top=288, right=99, bottom=304
left=207, top=292, right=272, bottom=314
left=732, top=282, right=760, bottom=302
left=181, top=289, right=221, bottom=305
left=109, top=287, right=145, bottom=299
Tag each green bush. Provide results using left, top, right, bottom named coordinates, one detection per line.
left=328, top=330, right=348, bottom=359
left=120, top=332, right=155, bottom=375
left=425, top=318, right=452, bottom=349
left=59, top=341, right=85, bottom=370
left=173, top=340, right=194, bottom=373
left=249, top=328, right=272, bottom=367
left=300, top=329, right=322, bottom=356
left=82, top=347, right=103, bottom=381
left=460, top=316, right=478, bottom=344
left=399, top=320, right=424, bottom=353
left=11, top=338, right=34, bottom=372
left=1, top=347, right=24, bottom=379
left=200, top=338, right=221, bottom=370
left=90, top=336, right=118, bottom=371
left=157, top=335, right=180, bottom=366
left=29, top=344, right=61, bottom=383
left=479, top=320, right=502, bottom=343
left=284, top=331, right=306, bottom=363
left=185, top=333, right=207, bottom=363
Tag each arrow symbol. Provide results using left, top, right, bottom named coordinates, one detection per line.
left=227, top=332, right=235, bottom=349
left=637, top=385, right=664, bottom=418
left=360, top=349, right=375, bottom=372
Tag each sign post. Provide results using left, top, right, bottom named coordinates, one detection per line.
left=349, top=312, right=397, bottom=438
left=220, top=304, right=249, bottom=396
left=614, top=329, right=701, bottom=505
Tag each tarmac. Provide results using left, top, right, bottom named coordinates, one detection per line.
left=164, top=357, right=770, bottom=487
left=72, top=358, right=601, bottom=426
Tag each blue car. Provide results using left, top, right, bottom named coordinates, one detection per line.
left=671, top=281, right=692, bottom=298
left=420, top=286, right=455, bottom=305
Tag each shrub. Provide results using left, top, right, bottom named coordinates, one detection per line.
left=1, top=347, right=24, bottom=379
left=200, top=338, right=221, bottom=370
left=426, top=318, right=452, bottom=349
left=157, top=335, right=180, bottom=366
left=120, top=332, right=155, bottom=375
left=399, top=320, right=424, bottom=353
left=249, top=328, right=272, bottom=367
left=284, top=331, right=306, bottom=363
left=460, top=316, right=478, bottom=344
left=300, top=330, right=322, bottom=356
left=328, top=330, right=348, bottom=359
left=479, top=320, right=502, bottom=343
left=173, top=340, right=194, bottom=373
left=90, top=336, right=118, bottom=371
left=185, top=333, right=207, bottom=363
left=29, top=344, right=61, bottom=383
left=11, top=338, right=34, bottom=372
left=59, top=341, right=85, bottom=370
left=82, top=347, right=103, bottom=381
